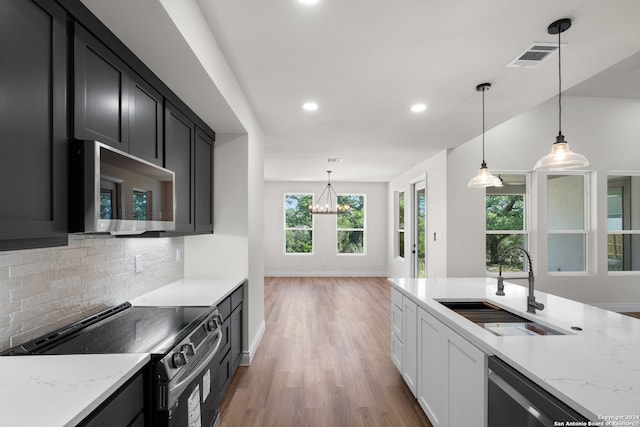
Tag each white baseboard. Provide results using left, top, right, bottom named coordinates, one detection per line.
left=592, top=303, right=640, bottom=313
left=240, top=318, right=265, bottom=366
left=264, top=271, right=388, bottom=277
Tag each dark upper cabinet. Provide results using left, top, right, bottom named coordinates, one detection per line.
left=74, top=23, right=130, bottom=152
left=195, top=127, right=214, bottom=233
left=129, top=76, right=163, bottom=166
left=165, top=101, right=195, bottom=233
left=0, top=0, right=68, bottom=250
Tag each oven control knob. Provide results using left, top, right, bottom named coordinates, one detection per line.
left=181, top=343, right=195, bottom=357
left=206, top=318, right=217, bottom=331
left=171, top=352, right=187, bottom=368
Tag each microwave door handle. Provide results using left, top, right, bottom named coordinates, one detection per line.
left=168, top=329, right=223, bottom=401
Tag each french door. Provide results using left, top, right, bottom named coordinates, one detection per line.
left=412, top=180, right=426, bottom=278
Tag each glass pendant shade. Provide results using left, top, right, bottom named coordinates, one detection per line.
left=533, top=134, right=589, bottom=170
left=468, top=163, right=503, bottom=188
left=534, top=18, right=589, bottom=171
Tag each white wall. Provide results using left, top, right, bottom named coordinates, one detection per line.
left=445, top=95, right=640, bottom=306
left=264, top=181, right=387, bottom=276
left=387, top=150, right=448, bottom=279
left=160, top=0, right=265, bottom=359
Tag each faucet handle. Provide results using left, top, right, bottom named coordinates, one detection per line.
left=496, top=276, right=505, bottom=296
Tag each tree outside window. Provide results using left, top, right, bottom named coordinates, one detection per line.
left=337, top=194, right=365, bottom=254
left=486, top=174, right=527, bottom=272
left=397, top=191, right=405, bottom=258
left=284, top=194, right=313, bottom=254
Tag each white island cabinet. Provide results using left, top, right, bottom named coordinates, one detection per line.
left=402, top=295, right=418, bottom=396
left=417, top=307, right=486, bottom=427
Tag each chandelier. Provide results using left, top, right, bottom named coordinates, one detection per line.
left=308, top=171, right=350, bottom=215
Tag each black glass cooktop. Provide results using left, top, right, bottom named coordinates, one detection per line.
left=12, top=304, right=211, bottom=356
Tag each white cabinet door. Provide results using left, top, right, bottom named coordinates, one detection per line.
left=391, top=302, right=403, bottom=339
left=417, top=307, right=446, bottom=427
left=417, top=307, right=487, bottom=427
left=391, top=333, right=403, bottom=372
left=447, top=328, right=486, bottom=427
left=402, top=296, right=418, bottom=396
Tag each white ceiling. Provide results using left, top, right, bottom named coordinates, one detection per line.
left=83, top=0, right=640, bottom=182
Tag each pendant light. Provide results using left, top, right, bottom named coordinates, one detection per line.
left=468, top=83, right=503, bottom=188
left=308, top=171, right=350, bottom=215
left=534, top=18, right=589, bottom=170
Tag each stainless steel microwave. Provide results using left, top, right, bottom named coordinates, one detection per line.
left=69, top=140, right=175, bottom=234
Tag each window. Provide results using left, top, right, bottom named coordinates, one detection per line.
left=547, top=174, right=588, bottom=272
left=607, top=175, right=640, bottom=272
left=337, top=194, right=365, bottom=254
left=397, top=191, right=405, bottom=258
left=284, top=193, right=313, bottom=254
left=486, top=174, right=528, bottom=272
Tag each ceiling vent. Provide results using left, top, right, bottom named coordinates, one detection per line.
left=507, top=43, right=565, bottom=68
left=327, top=158, right=343, bottom=163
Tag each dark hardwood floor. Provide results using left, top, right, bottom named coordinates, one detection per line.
left=625, top=312, right=640, bottom=319
left=220, top=277, right=431, bottom=427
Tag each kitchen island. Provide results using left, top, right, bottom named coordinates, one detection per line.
left=390, top=277, right=640, bottom=425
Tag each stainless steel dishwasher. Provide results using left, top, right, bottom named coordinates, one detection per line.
left=488, top=356, right=588, bottom=426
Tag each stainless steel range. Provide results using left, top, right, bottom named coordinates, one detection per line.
left=3, top=302, right=224, bottom=427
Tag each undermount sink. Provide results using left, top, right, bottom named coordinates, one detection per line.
left=438, top=301, right=565, bottom=336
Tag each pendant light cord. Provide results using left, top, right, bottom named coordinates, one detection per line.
left=558, top=26, right=562, bottom=136
left=482, top=86, right=486, bottom=165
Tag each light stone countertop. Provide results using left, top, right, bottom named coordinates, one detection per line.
left=0, top=353, right=149, bottom=427
left=130, top=276, right=246, bottom=307
left=389, top=277, right=640, bottom=423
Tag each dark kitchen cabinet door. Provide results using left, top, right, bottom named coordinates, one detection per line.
left=194, top=127, right=214, bottom=233
left=74, top=23, right=130, bottom=151
left=0, top=0, right=68, bottom=251
left=129, top=75, right=163, bottom=166
left=164, top=101, right=195, bottom=233
left=230, top=301, right=243, bottom=374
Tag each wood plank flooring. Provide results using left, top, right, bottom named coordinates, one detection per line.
left=220, top=277, right=431, bottom=427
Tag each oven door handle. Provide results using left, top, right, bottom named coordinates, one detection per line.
left=168, top=329, right=223, bottom=402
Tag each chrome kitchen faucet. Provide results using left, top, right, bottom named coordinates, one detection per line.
left=496, top=247, right=545, bottom=314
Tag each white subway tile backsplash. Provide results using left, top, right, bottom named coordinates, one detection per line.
left=0, top=234, right=184, bottom=352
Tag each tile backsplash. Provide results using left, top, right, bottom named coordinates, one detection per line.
left=0, top=235, right=184, bottom=352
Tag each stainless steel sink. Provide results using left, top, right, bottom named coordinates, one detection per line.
left=438, top=301, right=565, bottom=336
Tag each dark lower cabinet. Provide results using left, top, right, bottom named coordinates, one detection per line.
left=214, top=283, right=245, bottom=404
left=74, top=23, right=130, bottom=151
left=79, top=372, right=145, bottom=427
left=165, top=101, right=195, bottom=233
left=0, top=0, right=68, bottom=251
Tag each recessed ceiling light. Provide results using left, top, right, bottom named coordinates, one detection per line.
left=298, top=0, right=320, bottom=5
left=411, top=103, right=427, bottom=113
left=303, top=102, right=319, bottom=111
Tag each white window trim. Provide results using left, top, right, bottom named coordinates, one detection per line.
left=283, top=192, right=314, bottom=256
left=606, top=172, right=640, bottom=274
left=336, top=193, right=366, bottom=256
left=545, top=171, right=591, bottom=275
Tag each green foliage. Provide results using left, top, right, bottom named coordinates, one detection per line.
left=285, top=194, right=313, bottom=253
left=337, top=195, right=365, bottom=253
left=133, top=191, right=148, bottom=221
left=100, top=194, right=112, bottom=219
left=417, top=190, right=426, bottom=277
left=285, top=194, right=313, bottom=228
left=486, top=195, right=525, bottom=272
left=337, top=195, right=364, bottom=229
left=398, top=192, right=405, bottom=229
left=286, top=230, right=313, bottom=253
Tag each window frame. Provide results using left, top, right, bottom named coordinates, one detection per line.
left=336, top=193, right=366, bottom=256
left=396, top=191, right=405, bottom=259
left=607, top=173, right=640, bottom=275
left=283, top=192, right=315, bottom=256
left=485, top=172, right=530, bottom=277
left=545, top=171, right=591, bottom=275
